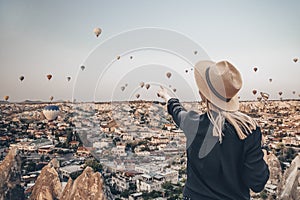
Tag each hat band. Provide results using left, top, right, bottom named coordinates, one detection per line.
left=205, top=67, right=231, bottom=102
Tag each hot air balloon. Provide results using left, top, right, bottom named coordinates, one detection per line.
left=257, top=96, right=262, bottom=101
left=4, top=96, right=9, bottom=101
left=269, top=78, right=272, bottom=83
left=130, top=56, right=133, bottom=59
left=292, top=91, right=296, bottom=95
left=140, top=82, right=145, bottom=88
left=252, top=89, right=257, bottom=95
left=121, top=86, right=125, bottom=91
left=19, top=76, right=24, bottom=81
left=43, top=105, right=59, bottom=121
left=50, top=96, right=54, bottom=101
left=47, top=74, right=52, bottom=80
left=93, top=28, right=102, bottom=37
left=293, top=58, right=298, bottom=63
left=194, top=51, right=198, bottom=55
left=136, top=94, right=140, bottom=99
left=81, top=66, right=85, bottom=71
left=117, top=56, right=121, bottom=60
left=166, top=72, right=172, bottom=79
left=67, top=77, right=71, bottom=81
left=125, top=83, right=128, bottom=87
left=279, top=91, right=283, bottom=96
left=260, top=92, right=269, bottom=100
left=185, top=69, right=188, bottom=73
left=169, top=85, right=172, bottom=88
left=173, top=88, right=177, bottom=92
left=253, top=67, right=258, bottom=72
left=145, top=84, right=150, bottom=90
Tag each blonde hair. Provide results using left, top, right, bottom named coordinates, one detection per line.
left=206, top=101, right=258, bottom=143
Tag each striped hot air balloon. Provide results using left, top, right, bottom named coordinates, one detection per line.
left=43, top=105, right=59, bottom=121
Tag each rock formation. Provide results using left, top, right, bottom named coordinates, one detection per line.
left=265, top=152, right=282, bottom=185
left=0, top=147, right=24, bottom=200
left=277, top=154, right=300, bottom=200
left=29, top=158, right=62, bottom=200
left=29, top=160, right=110, bottom=200
left=60, top=166, right=106, bottom=200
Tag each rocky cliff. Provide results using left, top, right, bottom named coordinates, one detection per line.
left=60, top=166, right=106, bottom=200
left=0, top=147, right=24, bottom=200
left=265, top=152, right=282, bottom=185
left=277, top=154, right=300, bottom=200
left=29, top=159, right=62, bottom=200
left=29, top=160, right=110, bottom=200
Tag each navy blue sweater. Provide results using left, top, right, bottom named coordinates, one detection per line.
left=167, top=98, right=269, bottom=200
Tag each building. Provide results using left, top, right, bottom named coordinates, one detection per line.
left=69, top=140, right=80, bottom=148
left=38, top=145, right=54, bottom=155
left=60, top=165, right=83, bottom=180
left=151, top=136, right=169, bottom=145
left=111, top=171, right=140, bottom=192
left=158, top=169, right=179, bottom=184
left=129, top=192, right=143, bottom=200
left=76, top=146, right=90, bottom=157
left=136, top=174, right=163, bottom=192
left=10, top=142, right=36, bottom=152
left=163, top=124, right=177, bottom=131
left=111, top=143, right=127, bottom=157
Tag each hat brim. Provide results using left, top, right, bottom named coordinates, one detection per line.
left=194, top=60, right=240, bottom=112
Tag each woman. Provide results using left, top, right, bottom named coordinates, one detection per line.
left=157, top=60, right=269, bottom=200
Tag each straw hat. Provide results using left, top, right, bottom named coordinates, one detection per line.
left=194, top=60, right=242, bottom=111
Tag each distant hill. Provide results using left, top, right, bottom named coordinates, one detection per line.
left=21, top=100, right=43, bottom=104
left=0, top=100, right=44, bottom=104
left=19, top=100, right=68, bottom=104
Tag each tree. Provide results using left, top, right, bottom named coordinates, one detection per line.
left=66, top=130, right=73, bottom=147
left=142, top=190, right=162, bottom=200
left=25, top=161, right=36, bottom=172
left=74, top=131, right=83, bottom=146
left=40, top=155, right=45, bottom=162
left=120, top=189, right=130, bottom=198
left=286, top=147, right=296, bottom=162
left=70, top=171, right=82, bottom=180
left=5, top=184, right=25, bottom=200
left=110, top=183, right=120, bottom=195
left=178, top=168, right=186, bottom=176
left=129, top=182, right=137, bottom=191
left=84, top=159, right=103, bottom=172
left=162, top=181, right=173, bottom=190
left=113, top=137, right=121, bottom=146
left=260, top=189, right=268, bottom=200
left=45, top=156, right=50, bottom=161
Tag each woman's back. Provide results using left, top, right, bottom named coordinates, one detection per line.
left=167, top=99, right=269, bottom=200
left=184, top=113, right=268, bottom=199
left=159, top=60, right=270, bottom=200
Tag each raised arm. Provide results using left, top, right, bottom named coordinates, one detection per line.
left=157, top=87, right=189, bottom=128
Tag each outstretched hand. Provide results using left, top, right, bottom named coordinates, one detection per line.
left=157, top=86, right=172, bottom=102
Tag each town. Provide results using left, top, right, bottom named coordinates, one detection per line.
left=0, top=99, right=299, bottom=200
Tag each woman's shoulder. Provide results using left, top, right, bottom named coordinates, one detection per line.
left=184, top=110, right=208, bottom=122
left=243, top=126, right=263, bottom=148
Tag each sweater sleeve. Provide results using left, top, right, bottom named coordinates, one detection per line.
left=242, top=128, right=270, bottom=192
left=167, top=98, right=188, bottom=127
left=167, top=98, right=200, bottom=147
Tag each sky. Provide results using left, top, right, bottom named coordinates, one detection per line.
left=0, top=0, right=299, bottom=102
